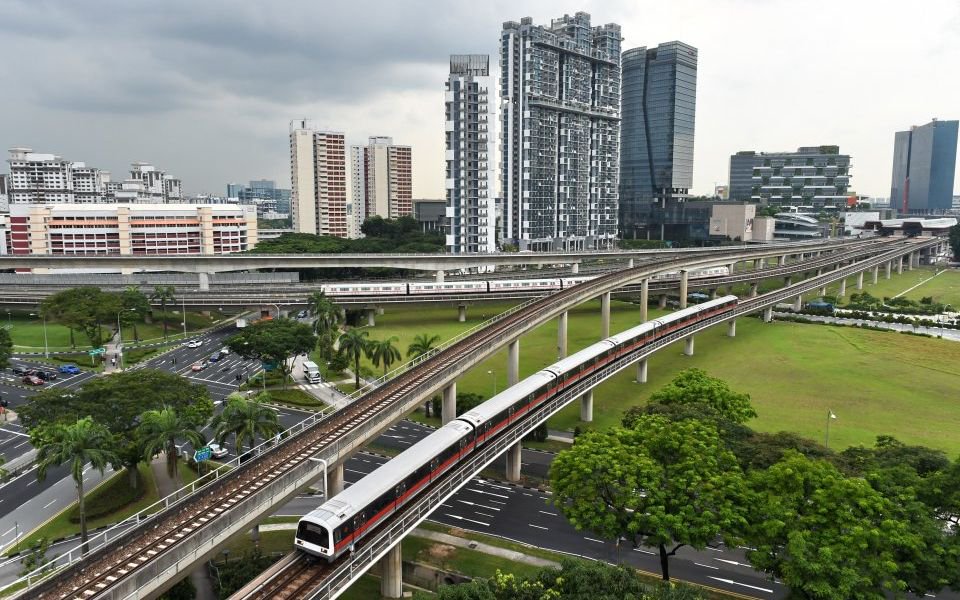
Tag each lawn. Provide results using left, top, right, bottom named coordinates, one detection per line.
left=359, top=269, right=960, bottom=457
left=266, top=389, right=327, bottom=410
left=822, top=266, right=960, bottom=308
left=10, top=463, right=160, bottom=555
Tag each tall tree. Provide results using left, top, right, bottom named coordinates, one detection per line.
left=308, top=291, right=342, bottom=360
left=211, top=393, right=281, bottom=453
left=41, top=287, right=113, bottom=347
left=407, top=333, right=441, bottom=359
left=337, top=329, right=370, bottom=389
left=19, top=370, right=213, bottom=489
left=34, top=417, right=118, bottom=552
left=550, top=415, right=748, bottom=581
left=647, top=368, right=757, bottom=424
left=150, top=286, right=177, bottom=340
left=0, top=328, right=11, bottom=370
left=369, top=336, right=401, bottom=377
left=120, top=286, right=150, bottom=342
left=949, top=223, right=960, bottom=259
left=138, top=406, right=205, bottom=480
left=227, top=318, right=316, bottom=389
left=744, top=451, right=925, bottom=599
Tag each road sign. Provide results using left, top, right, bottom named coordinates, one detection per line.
left=88, top=347, right=106, bottom=356
left=193, top=447, right=212, bottom=462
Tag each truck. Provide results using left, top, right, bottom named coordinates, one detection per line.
left=236, top=318, right=247, bottom=329
left=303, top=360, right=321, bottom=384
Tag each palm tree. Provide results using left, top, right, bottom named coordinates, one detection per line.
left=407, top=333, right=441, bottom=359
left=150, top=286, right=177, bottom=340
left=138, top=406, right=205, bottom=480
left=369, top=336, right=401, bottom=377
left=338, top=329, right=370, bottom=389
left=211, top=393, right=282, bottom=454
left=36, top=417, right=117, bottom=552
left=309, top=291, right=343, bottom=359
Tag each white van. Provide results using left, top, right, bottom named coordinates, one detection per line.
left=303, top=360, right=321, bottom=383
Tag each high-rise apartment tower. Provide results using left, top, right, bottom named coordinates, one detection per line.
left=890, top=119, right=958, bottom=214
left=619, top=41, right=698, bottom=239
left=445, top=54, right=496, bottom=253
left=501, top=13, right=621, bottom=251
left=289, top=120, right=348, bottom=237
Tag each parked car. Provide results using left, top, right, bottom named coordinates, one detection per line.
left=34, top=370, right=57, bottom=381
left=191, top=362, right=207, bottom=372
left=207, top=443, right=228, bottom=459
left=11, top=367, right=27, bottom=376
left=209, top=353, right=221, bottom=363
left=219, top=347, right=230, bottom=357
left=187, top=339, right=203, bottom=349
left=22, top=375, right=44, bottom=386
left=58, top=364, right=81, bottom=375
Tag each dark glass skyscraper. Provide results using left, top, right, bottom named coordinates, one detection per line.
left=890, top=119, right=958, bottom=214
left=619, top=41, right=697, bottom=239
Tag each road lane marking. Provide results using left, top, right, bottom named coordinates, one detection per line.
left=466, top=487, right=509, bottom=499
left=695, top=562, right=719, bottom=570
left=583, top=537, right=604, bottom=544
left=538, top=510, right=557, bottom=516
left=456, top=499, right=500, bottom=512
left=707, top=577, right=774, bottom=593
left=43, top=499, right=57, bottom=509
left=713, top=557, right=752, bottom=568
left=633, top=548, right=655, bottom=555
left=528, top=524, right=548, bottom=530
left=444, top=513, right=489, bottom=527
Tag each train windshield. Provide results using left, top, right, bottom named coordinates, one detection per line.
left=297, top=521, right=330, bottom=551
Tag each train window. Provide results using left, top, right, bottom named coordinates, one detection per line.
left=297, top=522, right=329, bottom=550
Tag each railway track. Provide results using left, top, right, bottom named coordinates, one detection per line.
left=241, top=554, right=332, bottom=600
left=23, top=240, right=899, bottom=600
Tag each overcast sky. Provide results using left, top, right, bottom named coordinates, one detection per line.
left=1, top=0, right=958, bottom=199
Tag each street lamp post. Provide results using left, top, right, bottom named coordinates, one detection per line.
left=271, top=303, right=282, bottom=319
left=487, top=369, right=496, bottom=397
left=181, top=294, right=187, bottom=338
left=30, top=312, right=49, bottom=358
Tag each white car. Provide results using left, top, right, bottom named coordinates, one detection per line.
left=186, top=339, right=203, bottom=349
left=207, top=443, right=228, bottom=459
left=219, top=347, right=230, bottom=357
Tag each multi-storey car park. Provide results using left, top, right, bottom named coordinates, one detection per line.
left=1, top=236, right=943, bottom=600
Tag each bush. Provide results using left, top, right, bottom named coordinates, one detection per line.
left=68, top=468, right=147, bottom=523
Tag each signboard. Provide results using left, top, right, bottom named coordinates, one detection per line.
left=88, top=347, right=106, bottom=356
left=193, top=447, right=212, bottom=462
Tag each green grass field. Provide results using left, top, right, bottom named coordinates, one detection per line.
left=360, top=269, right=960, bottom=457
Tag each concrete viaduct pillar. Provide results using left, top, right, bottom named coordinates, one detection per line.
left=600, top=292, right=611, bottom=338
left=763, top=306, right=773, bottom=322
left=727, top=319, right=737, bottom=337
left=640, top=279, right=649, bottom=322
left=856, top=271, right=864, bottom=290
left=779, top=255, right=787, bottom=266
left=728, top=261, right=736, bottom=274
left=818, top=285, right=827, bottom=297
left=886, top=261, right=892, bottom=279
left=571, top=263, right=579, bottom=275
left=198, top=272, right=210, bottom=292
left=367, top=309, right=376, bottom=327
left=327, top=463, right=344, bottom=498
left=679, top=270, right=689, bottom=309
left=628, top=258, right=634, bottom=268
left=557, top=311, right=568, bottom=358
left=872, top=265, right=879, bottom=285
left=436, top=270, right=445, bottom=283
left=636, top=359, right=648, bottom=383
left=749, top=282, right=759, bottom=298
left=784, top=276, right=792, bottom=286
left=897, top=257, right=904, bottom=275
left=709, top=288, right=718, bottom=300
left=838, top=278, right=847, bottom=298
left=506, top=340, right=522, bottom=482
left=457, top=305, right=466, bottom=323
left=659, top=294, right=668, bottom=309
left=380, top=542, right=403, bottom=598
left=442, top=382, right=457, bottom=425
left=580, top=390, right=593, bottom=422
left=793, top=294, right=803, bottom=311
left=684, top=336, right=695, bottom=356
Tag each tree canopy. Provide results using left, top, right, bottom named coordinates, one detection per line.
left=41, top=287, right=122, bottom=347
left=0, top=328, right=11, bottom=370
left=19, top=370, right=213, bottom=485
left=227, top=318, right=316, bottom=386
left=550, top=415, right=748, bottom=580
left=646, top=368, right=757, bottom=424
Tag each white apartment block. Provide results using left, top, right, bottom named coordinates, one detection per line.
left=6, top=148, right=184, bottom=205
left=445, top=54, right=496, bottom=253
left=347, top=145, right=366, bottom=238
left=352, top=136, right=413, bottom=221
left=0, top=174, right=8, bottom=212
left=289, top=120, right=348, bottom=237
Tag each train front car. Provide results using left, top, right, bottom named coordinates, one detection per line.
left=295, top=421, right=474, bottom=561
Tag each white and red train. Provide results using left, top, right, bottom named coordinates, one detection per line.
left=295, top=294, right=739, bottom=560
left=318, top=266, right=729, bottom=298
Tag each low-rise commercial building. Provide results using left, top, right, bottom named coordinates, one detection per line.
left=8, top=203, right=258, bottom=259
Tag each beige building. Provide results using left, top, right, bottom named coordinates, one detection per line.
left=8, top=204, right=257, bottom=263
left=708, top=202, right=771, bottom=241
left=289, top=120, right=348, bottom=237
left=351, top=136, right=412, bottom=221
